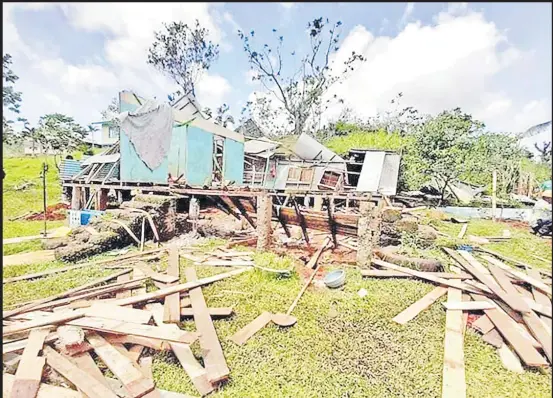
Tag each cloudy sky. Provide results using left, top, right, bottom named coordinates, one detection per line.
left=3, top=2, right=551, bottom=134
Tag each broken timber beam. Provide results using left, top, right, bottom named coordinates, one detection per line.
left=185, top=266, right=230, bottom=383
left=163, top=247, right=181, bottom=324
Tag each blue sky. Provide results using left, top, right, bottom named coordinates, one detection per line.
left=3, top=2, right=552, bottom=137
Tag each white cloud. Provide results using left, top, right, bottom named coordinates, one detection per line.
left=322, top=6, right=548, bottom=133
left=196, top=73, right=232, bottom=110
left=3, top=3, right=233, bottom=127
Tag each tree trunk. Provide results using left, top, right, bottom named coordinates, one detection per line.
left=438, top=177, right=450, bottom=206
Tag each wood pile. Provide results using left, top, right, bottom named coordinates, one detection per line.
left=364, top=247, right=552, bottom=395
left=2, top=246, right=254, bottom=398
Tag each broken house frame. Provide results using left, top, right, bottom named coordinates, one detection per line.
left=61, top=90, right=401, bottom=254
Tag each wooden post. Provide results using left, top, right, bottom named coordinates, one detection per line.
left=313, top=195, right=323, bottom=211
left=492, top=170, right=497, bottom=222
left=97, top=189, right=108, bottom=211
left=71, top=186, right=83, bottom=210
left=256, top=193, right=273, bottom=251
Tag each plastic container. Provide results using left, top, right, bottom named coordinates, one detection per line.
left=324, top=270, right=346, bottom=288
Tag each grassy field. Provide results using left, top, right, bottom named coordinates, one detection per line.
left=2, top=156, right=552, bottom=397
left=3, top=155, right=65, bottom=254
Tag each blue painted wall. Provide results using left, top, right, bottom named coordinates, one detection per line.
left=119, top=93, right=243, bottom=186
left=186, top=126, right=214, bottom=186
left=223, top=138, right=244, bottom=185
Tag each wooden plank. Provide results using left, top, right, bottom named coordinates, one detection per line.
left=361, top=270, right=472, bottom=279
left=10, top=328, right=49, bottom=398
left=306, top=236, right=331, bottom=269
left=482, top=255, right=552, bottom=297
left=3, top=310, right=83, bottom=337
left=69, top=351, right=110, bottom=386
left=128, top=345, right=145, bottom=364
left=131, top=268, right=147, bottom=297
left=521, top=310, right=552, bottom=364
left=3, top=373, right=81, bottom=398
left=43, top=345, right=119, bottom=398
left=229, top=311, right=274, bottom=345
left=185, top=266, right=230, bottom=383
left=372, top=259, right=481, bottom=294
left=456, top=251, right=530, bottom=314
left=497, top=345, right=524, bottom=374
left=469, top=294, right=547, bottom=367
left=3, top=269, right=133, bottom=319
left=3, top=332, right=58, bottom=355
left=442, top=277, right=466, bottom=397
left=110, top=267, right=251, bottom=308
left=135, top=265, right=179, bottom=284
left=103, top=333, right=171, bottom=351
left=146, top=303, right=216, bottom=396
left=180, top=297, right=192, bottom=308
left=138, top=357, right=161, bottom=398
left=11, top=280, right=145, bottom=315
left=442, top=301, right=496, bottom=311
left=164, top=247, right=181, bottom=324
left=471, top=315, right=495, bottom=334
left=476, top=247, right=552, bottom=277
left=527, top=268, right=553, bottom=331
left=481, top=328, right=503, bottom=348
left=84, top=303, right=152, bottom=324
left=181, top=307, right=233, bottom=318
left=392, top=287, right=448, bottom=325
left=87, top=332, right=155, bottom=398
left=67, top=317, right=198, bottom=343
left=3, top=264, right=88, bottom=284
left=487, top=264, right=552, bottom=363
left=457, top=224, right=468, bottom=239
left=116, top=273, right=132, bottom=299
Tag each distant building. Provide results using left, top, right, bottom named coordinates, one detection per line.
left=23, top=140, right=57, bottom=155
left=85, top=121, right=119, bottom=147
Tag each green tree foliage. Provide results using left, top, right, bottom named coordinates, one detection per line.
left=403, top=108, right=484, bottom=201
left=21, top=114, right=89, bottom=169
left=148, top=20, right=219, bottom=97
left=3, top=54, right=24, bottom=144
left=238, top=18, right=365, bottom=136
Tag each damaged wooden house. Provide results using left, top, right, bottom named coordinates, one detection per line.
left=60, top=90, right=403, bottom=262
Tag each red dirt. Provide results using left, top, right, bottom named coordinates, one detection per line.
left=496, top=219, right=529, bottom=230
left=25, top=203, right=69, bottom=221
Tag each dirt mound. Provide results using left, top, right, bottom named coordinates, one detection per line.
left=26, top=203, right=69, bottom=221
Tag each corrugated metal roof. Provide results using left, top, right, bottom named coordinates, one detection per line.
left=60, top=159, right=83, bottom=179
left=81, top=153, right=120, bottom=167
left=244, top=139, right=279, bottom=154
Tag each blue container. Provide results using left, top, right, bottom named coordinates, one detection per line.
left=79, top=210, right=105, bottom=226
left=324, top=270, right=346, bottom=288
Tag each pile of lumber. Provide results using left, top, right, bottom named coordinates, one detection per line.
left=3, top=246, right=252, bottom=398
left=364, top=248, right=552, bottom=396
